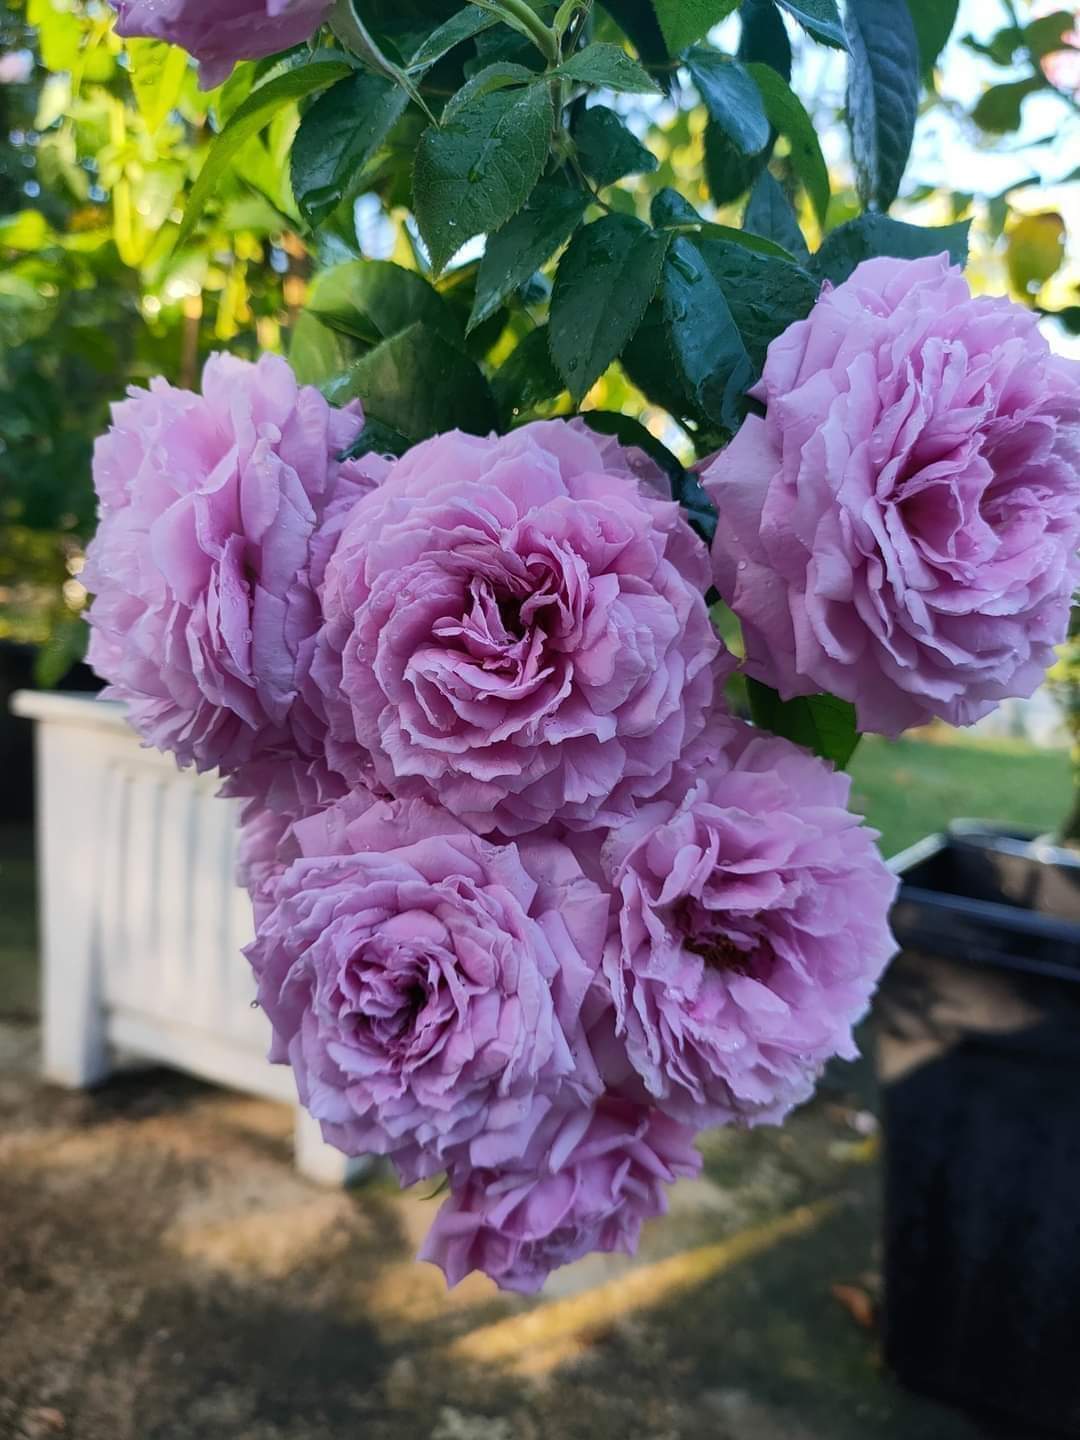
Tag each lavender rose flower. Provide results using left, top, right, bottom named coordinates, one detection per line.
left=110, top=0, right=331, bottom=88
left=234, top=800, right=302, bottom=928
left=246, top=795, right=610, bottom=1183
left=704, top=255, right=1080, bottom=736
left=84, top=353, right=387, bottom=805
left=419, top=1097, right=701, bottom=1292
left=311, top=420, right=723, bottom=836
left=599, top=721, right=897, bottom=1128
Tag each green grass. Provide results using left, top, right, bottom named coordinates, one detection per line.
left=849, top=732, right=1072, bottom=859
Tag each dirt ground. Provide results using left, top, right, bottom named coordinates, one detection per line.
left=0, top=811, right=1008, bottom=1440
left=1, top=1000, right=1013, bottom=1440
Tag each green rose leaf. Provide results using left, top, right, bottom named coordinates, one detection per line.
left=572, top=104, right=658, bottom=186
left=704, top=124, right=767, bottom=206
left=690, top=236, right=820, bottom=370
left=904, top=0, right=959, bottom=75
left=555, top=42, right=662, bottom=92
left=743, top=170, right=810, bottom=260
left=651, top=0, right=738, bottom=56
left=413, top=65, right=553, bottom=273
left=339, top=417, right=412, bottom=461
left=685, top=48, right=770, bottom=155
left=596, top=0, right=671, bottom=67
left=651, top=186, right=800, bottom=260
left=622, top=301, right=702, bottom=421
left=813, top=213, right=971, bottom=284
left=492, top=325, right=565, bottom=423
left=747, top=679, right=861, bottom=769
left=408, top=6, right=499, bottom=70
left=746, top=62, right=831, bottom=225
left=650, top=187, right=705, bottom=228
left=661, top=234, right=757, bottom=433
left=972, top=76, right=1047, bottom=134
left=549, top=213, right=672, bottom=401
left=290, top=70, right=408, bottom=226
left=469, top=179, right=588, bottom=333
left=739, top=0, right=792, bottom=80
left=331, top=322, right=497, bottom=441
left=775, top=0, right=848, bottom=50
left=846, top=0, right=920, bottom=211
left=288, top=311, right=353, bottom=387
left=307, top=259, right=462, bottom=347
left=177, top=60, right=352, bottom=247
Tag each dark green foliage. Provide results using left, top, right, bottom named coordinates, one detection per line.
left=845, top=0, right=920, bottom=211
left=549, top=214, right=672, bottom=401
left=307, top=260, right=462, bottom=346
left=555, top=43, right=659, bottom=93
left=413, top=66, right=553, bottom=271
left=469, top=179, right=588, bottom=333
left=705, top=126, right=767, bottom=207
left=661, top=235, right=757, bottom=433
left=21, top=0, right=1025, bottom=756
left=813, top=214, right=972, bottom=284
left=331, top=323, right=496, bottom=441
left=651, top=0, right=739, bottom=56
left=743, top=171, right=810, bottom=260
left=492, top=325, right=565, bottom=423
left=747, top=63, right=830, bottom=224
left=738, top=0, right=793, bottom=80
left=747, top=681, right=861, bottom=768
left=686, top=49, right=770, bottom=156
left=904, top=0, right=960, bottom=76
left=291, top=71, right=408, bottom=226
left=573, top=106, right=659, bottom=187
left=774, top=0, right=848, bottom=50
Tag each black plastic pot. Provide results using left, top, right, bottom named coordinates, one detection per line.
left=878, top=823, right=1080, bottom=1437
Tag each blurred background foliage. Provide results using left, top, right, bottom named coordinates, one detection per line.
left=1, top=0, right=1078, bottom=689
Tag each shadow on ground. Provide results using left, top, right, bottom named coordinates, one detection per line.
left=0, top=1002, right=1013, bottom=1440
left=0, top=816, right=1018, bottom=1439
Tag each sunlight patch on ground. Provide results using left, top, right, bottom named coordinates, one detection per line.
left=449, top=1200, right=839, bottom=1377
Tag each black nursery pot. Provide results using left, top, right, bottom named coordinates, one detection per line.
left=878, top=822, right=1080, bottom=1438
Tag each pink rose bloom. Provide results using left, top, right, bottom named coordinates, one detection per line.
left=704, top=255, right=1080, bottom=736
left=110, top=0, right=331, bottom=88
left=600, top=721, right=897, bottom=1127
left=419, top=1097, right=701, bottom=1293
left=246, top=795, right=610, bottom=1183
left=235, top=800, right=301, bottom=928
left=84, top=353, right=387, bottom=805
left=312, top=420, right=723, bottom=836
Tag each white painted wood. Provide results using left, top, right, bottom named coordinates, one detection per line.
left=293, top=1109, right=372, bottom=1186
left=11, top=690, right=360, bottom=1187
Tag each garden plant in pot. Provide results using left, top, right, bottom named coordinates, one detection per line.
left=77, top=0, right=1080, bottom=1420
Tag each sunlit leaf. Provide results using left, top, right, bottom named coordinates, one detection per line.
left=176, top=61, right=351, bottom=247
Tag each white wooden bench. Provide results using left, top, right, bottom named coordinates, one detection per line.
left=11, top=690, right=364, bottom=1186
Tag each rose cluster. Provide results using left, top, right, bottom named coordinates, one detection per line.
left=85, top=256, right=1080, bottom=1292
